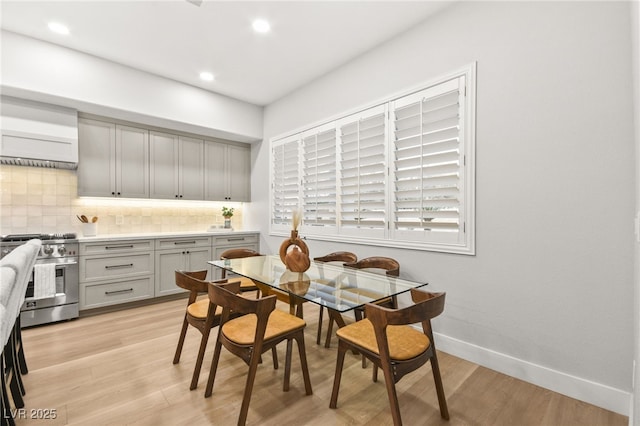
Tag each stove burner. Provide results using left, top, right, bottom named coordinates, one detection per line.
left=1, top=233, right=77, bottom=242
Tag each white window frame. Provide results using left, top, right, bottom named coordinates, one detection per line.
left=269, top=63, right=476, bottom=255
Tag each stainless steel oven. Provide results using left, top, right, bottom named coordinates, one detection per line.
left=1, top=233, right=79, bottom=327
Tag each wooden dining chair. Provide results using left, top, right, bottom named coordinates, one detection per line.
left=219, top=248, right=262, bottom=297
left=325, top=256, right=400, bottom=349
left=330, top=289, right=449, bottom=426
left=172, top=270, right=240, bottom=390
left=204, top=280, right=313, bottom=426
left=313, top=252, right=357, bottom=346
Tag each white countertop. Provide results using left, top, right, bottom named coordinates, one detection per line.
left=77, top=230, right=260, bottom=242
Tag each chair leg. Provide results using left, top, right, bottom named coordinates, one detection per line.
left=272, top=347, right=279, bottom=370
left=173, top=315, right=189, bottom=364
left=204, top=338, right=224, bottom=398
left=430, top=354, right=450, bottom=420
left=0, top=370, right=16, bottom=426
left=380, top=362, right=402, bottom=426
left=324, top=315, right=334, bottom=348
left=190, top=326, right=211, bottom=390
left=9, top=334, right=24, bottom=396
left=372, top=364, right=378, bottom=382
left=283, top=339, right=293, bottom=392
left=238, top=347, right=262, bottom=426
left=329, top=341, right=347, bottom=408
left=1, top=364, right=16, bottom=426
left=15, top=319, right=27, bottom=375
left=295, top=332, right=313, bottom=396
left=316, top=307, right=324, bottom=345
left=3, top=349, right=24, bottom=410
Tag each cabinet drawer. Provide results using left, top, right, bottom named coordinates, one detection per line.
left=81, top=253, right=153, bottom=282
left=80, top=240, right=153, bottom=255
left=213, top=234, right=258, bottom=246
left=155, top=236, right=211, bottom=250
left=80, top=276, right=154, bottom=310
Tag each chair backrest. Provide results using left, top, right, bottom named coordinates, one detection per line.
left=207, top=280, right=277, bottom=326
left=175, top=270, right=209, bottom=304
left=364, top=289, right=445, bottom=330
left=219, top=248, right=261, bottom=260
left=344, top=256, right=400, bottom=276
left=314, top=251, right=357, bottom=263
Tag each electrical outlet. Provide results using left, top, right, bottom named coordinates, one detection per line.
left=116, top=215, right=124, bottom=225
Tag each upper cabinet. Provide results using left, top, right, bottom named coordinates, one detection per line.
left=78, top=116, right=250, bottom=202
left=78, top=119, right=149, bottom=198
left=149, top=132, right=204, bottom=200
left=205, top=142, right=250, bottom=202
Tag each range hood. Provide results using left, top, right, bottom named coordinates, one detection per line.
left=1, top=96, right=78, bottom=169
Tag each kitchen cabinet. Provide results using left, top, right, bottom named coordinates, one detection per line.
left=205, top=142, right=251, bottom=202
left=150, top=132, right=204, bottom=200
left=210, top=233, right=259, bottom=280
left=78, top=118, right=149, bottom=198
left=79, top=239, right=154, bottom=309
left=154, top=236, right=211, bottom=296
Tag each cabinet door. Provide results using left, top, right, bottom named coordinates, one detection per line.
left=185, top=247, right=212, bottom=279
left=149, top=131, right=179, bottom=199
left=227, top=144, right=251, bottom=202
left=179, top=136, right=204, bottom=200
left=204, top=141, right=226, bottom=201
left=78, top=119, right=116, bottom=197
left=155, top=250, right=186, bottom=296
left=116, top=125, right=149, bottom=198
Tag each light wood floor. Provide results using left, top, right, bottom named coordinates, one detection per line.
left=14, top=298, right=627, bottom=426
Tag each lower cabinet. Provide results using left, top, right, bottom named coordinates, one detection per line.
left=154, top=236, right=212, bottom=296
left=81, top=277, right=154, bottom=310
left=79, top=233, right=258, bottom=311
left=79, top=239, right=155, bottom=310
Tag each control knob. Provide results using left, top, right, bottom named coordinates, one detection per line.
left=43, top=245, right=54, bottom=255
left=58, top=245, right=67, bottom=255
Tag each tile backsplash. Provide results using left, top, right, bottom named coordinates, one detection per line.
left=0, top=165, right=244, bottom=236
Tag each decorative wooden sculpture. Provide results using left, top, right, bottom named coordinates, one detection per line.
left=279, top=210, right=310, bottom=272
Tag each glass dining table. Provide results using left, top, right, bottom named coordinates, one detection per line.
left=208, top=255, right=429, bottom=332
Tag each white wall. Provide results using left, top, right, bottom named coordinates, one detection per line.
left=253, top=1, right=635, bottom=414
left=631, top=0, right=640, bottom=423
left=0, top=31, right=263, bottom=142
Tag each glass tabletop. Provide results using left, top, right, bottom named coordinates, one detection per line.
left=209, top=255, right=428, bottom=313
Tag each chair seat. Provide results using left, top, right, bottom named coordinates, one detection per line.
left=336, top=318, right=430, bottom=361
left=222, top=310, right=306, bottom=345
left=187, top=298, right=222, bottom=319
left=238, top=277, right=257, bottom=290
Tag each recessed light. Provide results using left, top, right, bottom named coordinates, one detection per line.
left=199, top=72, right=214, bottom=82
left=48, top=22, right=70, bottom=35
left=252, top=19, right=270, bottom=33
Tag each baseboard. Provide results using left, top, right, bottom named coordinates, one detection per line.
left=435, top=332, right=631, bottom=416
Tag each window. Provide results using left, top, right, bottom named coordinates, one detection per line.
left=338, top=105, right=387, bottom=238
left=302, top=124, right=337, bottom=229
left=271, top=134, right=300, bottom=229
left=270, top=64, right=476, bottom=254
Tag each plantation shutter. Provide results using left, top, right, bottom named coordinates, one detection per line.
left=391, top=76, right=465, bottom=244
left=301, top=125, right=338, bottom=230
left=271, top=135, right=300, bottom=229
left=338, top=105, right=387, bottom=237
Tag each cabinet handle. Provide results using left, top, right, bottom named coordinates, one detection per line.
left=105, top=245, right=134, bottom=250
left=174, top=241, right=196, bottom=245
left=226, top=237, right=245, bottom=242
left=105, top=263, right=134, bottom=269
left=105, top=288, right=134, bottom=295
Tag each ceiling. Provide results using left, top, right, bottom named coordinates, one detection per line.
left=0, top=1, right=452, bottom=106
